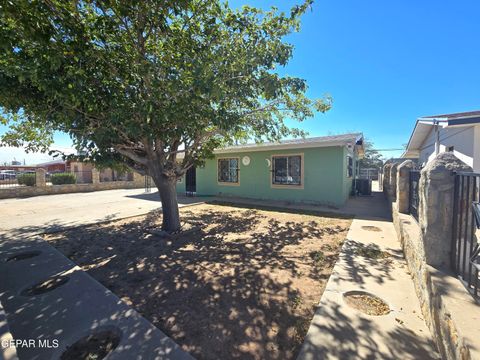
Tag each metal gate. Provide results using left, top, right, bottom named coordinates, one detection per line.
left=452, top=172, right=480, bottom=299
left=185, top=167, right=196, bottom=196
left=144, top=176, right=152, bottom=193
left=409, top=170, right=421, bottom=221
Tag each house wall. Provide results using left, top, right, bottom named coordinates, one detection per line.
left=418, top=126, right=475, bottom=169
left=195, top=146, right=351, bottom=207
left=176, top=176, right=186, bottom=193
left=474, top=126, right=480, bottom=172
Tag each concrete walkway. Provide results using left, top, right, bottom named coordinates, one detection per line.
left=298, top=191, right=439, bottom=359
left=0, top=188, right=202, bottom=238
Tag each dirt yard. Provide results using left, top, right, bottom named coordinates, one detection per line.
left=45, top=202, right=352, bottom=360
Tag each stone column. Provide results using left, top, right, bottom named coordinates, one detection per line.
left=389, top=162, right=399, bottom=202
left=396, top=160, right=415, bottom=213
left=419, top=152, right=472, bottom=268
left=91, top=168, right=100, bottom=184
left=383, top=163, right=392, bottom=197
left=35, top=168, right=46, bottom=187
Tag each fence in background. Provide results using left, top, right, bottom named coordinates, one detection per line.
left=99, top=170, right=133, bottom=182
left=46, top=171, right=93, bottom=185
left=0, top=172, right=36, bottom=188
left=358, top=168, right=379, bottom=180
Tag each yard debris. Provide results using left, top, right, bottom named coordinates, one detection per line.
left=343, top=291, right=391, bottom=316
left=350, top=241, right=392, bottom=260
left=146, top=224, right=201, bottom=239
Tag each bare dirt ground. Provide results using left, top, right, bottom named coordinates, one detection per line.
left=45, top=202, right=352, bottom=360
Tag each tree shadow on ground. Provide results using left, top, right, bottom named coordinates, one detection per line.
left=46, top=205, right=350, bottom=360
left=299, top=301, right=439, bottom=360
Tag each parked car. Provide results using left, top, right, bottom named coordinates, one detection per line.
left=0, top=170, right=16, bottom=180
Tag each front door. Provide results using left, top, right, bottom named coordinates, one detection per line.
left=185, top=166, right=196, bottom=196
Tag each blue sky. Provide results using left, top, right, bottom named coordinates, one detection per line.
left=2, top=0, right=480, bottom=163
left=231, top=0, right=480, bottom=157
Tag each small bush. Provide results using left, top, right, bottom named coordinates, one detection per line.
left=51, top=173, right=76, bottom=185
left=17, top=173, right=36, bottom=186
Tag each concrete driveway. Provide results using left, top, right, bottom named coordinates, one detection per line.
left=0, top=188, right=201, bottom=238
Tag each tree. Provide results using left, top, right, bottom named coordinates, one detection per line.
left=0, top=0, right=330, bottom=232
left=357, top=139, right=384, bottom=170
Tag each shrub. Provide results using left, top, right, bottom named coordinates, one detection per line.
left=51, top=173, right=76, bottom=185
left=17, top=173, right=36, bottom=186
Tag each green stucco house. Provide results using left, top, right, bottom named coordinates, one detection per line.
left=177, top=133, right=364, bottom=207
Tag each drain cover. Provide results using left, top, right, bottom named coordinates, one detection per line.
left=343, top=290, right=390, bottom=316
left=61, top=329, right=121, bottom=360
left=21, top=275, right=69, bottom=296
left=7, top=250, right=41, bottom=262
left=361, top=226, right=382, bottom=232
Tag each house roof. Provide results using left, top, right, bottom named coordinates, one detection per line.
left=403, top=110, right=480, bottom=158
left=421, top=110, right=480, bottom=121
left=214, top=133, right=364, bottom=154
left=36, top=159, right=66, bottom=167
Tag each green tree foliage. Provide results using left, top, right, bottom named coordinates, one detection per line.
left=50, top=173, right=76, bottom=185
left=0, top=0, right=330, bottom=231
left=358, top=139, right=384, bottom=170
left=17, top=173, right=36, bottom=186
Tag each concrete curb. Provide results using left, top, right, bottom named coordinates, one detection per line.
left=0, top=300, right=18, bottom=360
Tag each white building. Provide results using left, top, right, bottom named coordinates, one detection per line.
left=403, top=111, right=480, bottom=171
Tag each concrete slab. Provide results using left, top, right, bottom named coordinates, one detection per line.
left=0, top=189, right=203, bottom=238
left=0, top=238, right=193, bottom=359
left=298, top=193, right=439, bottom=360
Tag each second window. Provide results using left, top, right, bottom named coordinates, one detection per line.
left=272, top=155, right=302, bottom=186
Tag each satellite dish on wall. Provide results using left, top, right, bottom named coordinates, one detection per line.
left=242, top=156, right=251, bottom=166
left=265, top=159, right=271, bottom=167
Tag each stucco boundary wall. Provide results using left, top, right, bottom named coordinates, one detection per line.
left=388, top=153, right=480, bottom=360
left=0, top=169, right=145, bottom=200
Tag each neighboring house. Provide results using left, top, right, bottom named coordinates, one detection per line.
left=36, top=159, right=133, bottom=184
left=176, top=133, right=364, bottom=207
left=36, top=159, right=68, bottom=173
left=403, top=110, right=480, bottom=171
left=0, top=165, right=36, bottom=172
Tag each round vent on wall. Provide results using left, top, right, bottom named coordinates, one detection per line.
left=242, top=156, right=251, bottom=166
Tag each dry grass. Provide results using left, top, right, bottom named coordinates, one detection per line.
left=45, top=202, right=352, bottom=360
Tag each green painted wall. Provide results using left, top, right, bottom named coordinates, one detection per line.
left=176, top=176, right=186, bottom=193
left=193, top=145, right=353, bottom=207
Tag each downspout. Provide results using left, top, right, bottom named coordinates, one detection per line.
left=352, top=145, right=357, bottom=196
left=434, top=120, right=440, bottom=155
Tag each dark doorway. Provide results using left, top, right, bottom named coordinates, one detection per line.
left=185, top=166, right=196, bottom=196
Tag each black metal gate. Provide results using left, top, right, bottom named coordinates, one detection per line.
left=452, top=172, right=480, bottom=299
left=144, top=176, right=152, bottom=193
left=185, top=166, right=196, bottom=196
left=409, top=170, right=421, bottom=221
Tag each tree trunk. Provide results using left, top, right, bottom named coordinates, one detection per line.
left=153, top=176, right=181, bottom=232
